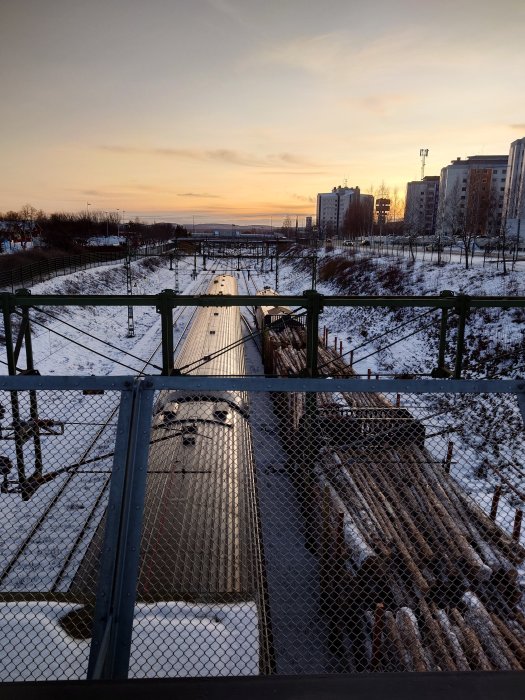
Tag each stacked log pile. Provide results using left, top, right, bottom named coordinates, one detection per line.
left=263, top=323, right=525, bottom=671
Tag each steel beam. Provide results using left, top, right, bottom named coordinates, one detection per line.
left=87, top=378, right=155, bottom=680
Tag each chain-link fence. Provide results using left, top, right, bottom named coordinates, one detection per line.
left=0, top=377, right=524, bottom=681
left=0, top=384, right=121, bottom=681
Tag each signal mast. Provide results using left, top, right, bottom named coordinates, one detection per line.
left=420, top=148, right=429, bottom=180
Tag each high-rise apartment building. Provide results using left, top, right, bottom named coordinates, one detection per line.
left=404, top=176, right=440, bottom=236
left=317, top=185, right=373, bottom=237
left=437, top=155, right=508, bottom=237
left=502, top=137, right=525, bottom=239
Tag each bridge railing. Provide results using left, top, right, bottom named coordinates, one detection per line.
left=0, top=375, right=524, bottom=683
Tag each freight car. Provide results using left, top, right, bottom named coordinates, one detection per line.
left=253, top=289, right=525, bottom=671
left=254, top=287, right=304, bottom=375
left=255, top=288, right=424, bottom=449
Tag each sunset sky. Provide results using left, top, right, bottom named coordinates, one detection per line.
left=1, top=0, right=524, bottom=225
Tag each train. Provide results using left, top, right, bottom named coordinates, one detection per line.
left=71, top=275, right=270, bottom=675
left=140, top=275, right=263, bottom=603
left=253, top=287, right=525, bottom=672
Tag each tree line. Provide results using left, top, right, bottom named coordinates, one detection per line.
left=0, top=205, right=188, bottom=252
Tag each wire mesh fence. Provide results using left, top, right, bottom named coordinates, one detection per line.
left=0, top=379, right=524, bottom=681
left=0, top=386, right=120, bottom=681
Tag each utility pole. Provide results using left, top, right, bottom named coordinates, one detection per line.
left=125, top=238, right=135, bottom=338
left=420, top=148, right=429, bottom=180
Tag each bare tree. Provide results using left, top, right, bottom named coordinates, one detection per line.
left=341, top=196, right=369, bottom=239
left=390, top=186, right=404, bottom=222
left=281, top=216, right=293, bottom=239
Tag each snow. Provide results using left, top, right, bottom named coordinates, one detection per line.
left=0, top=601, right=258, bottom=681
left=0, top=245, right=524, bottom=678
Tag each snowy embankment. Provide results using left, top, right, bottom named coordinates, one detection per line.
left=276, top=249, right=525, bottom=552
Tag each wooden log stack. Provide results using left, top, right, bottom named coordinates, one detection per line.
left=263, top=321, right=525, bottom=672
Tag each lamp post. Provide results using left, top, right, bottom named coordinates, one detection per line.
left=104, top=212, right=109, bottom=245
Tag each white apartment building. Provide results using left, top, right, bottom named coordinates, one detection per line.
left=404, top=176, right=440, bottom=236
left=502, top=137, right=525, bottom=239
left=437, top=155, right=508, bottom=237
left=317, top=185, right=373, bottom=237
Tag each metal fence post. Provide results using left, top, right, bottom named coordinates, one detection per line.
left=302, top=291, right=323, bottom=551
left=87, top=378, right=155, bottom=680
left=156, top=290, right=175, bottom=375
left=15, top=289, right=44, bottom=480
left=303, top=289, right=323, bottom=378
left=454, top=294, right=470, bottom=379
left=516, top=387, right=525, bottom=427
left=1, top=293, right=26, bottom=487
left=433, top=291, right=454, bottom=378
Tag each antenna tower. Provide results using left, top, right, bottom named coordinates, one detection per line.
left=420, top=148, right=429, bottom=180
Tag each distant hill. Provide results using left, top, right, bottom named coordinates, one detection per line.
left=190, top=223, right=274, bottom=233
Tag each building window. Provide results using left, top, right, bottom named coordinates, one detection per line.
left=461, top=187, right=466, bottom=191
left=493, top=169, right=498, bottom=174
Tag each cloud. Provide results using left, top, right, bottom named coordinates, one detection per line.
left=261, top=170, right=328, bottom=176
left=206, top=0, right=251, bottom=29
left=177, top=192, right=221, bottom=198
left=99, top=144, right=321, bottom=170
left=291, top=193, right=315, bottom=203
left=510, top=123, right=525, bottom=131
left=347, top=93, right=416, bottom=116
left=254, top=32, right=349, bottom=75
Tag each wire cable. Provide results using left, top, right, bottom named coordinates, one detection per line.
left=13, top=311, right=149, bottom=374
left=316, top=306, right=438, bottom=372
left=353, top=317, right=438, bottom=366
left=177, top=306, right=305, bottom=374
left=31, top=305, right=162, bottom=370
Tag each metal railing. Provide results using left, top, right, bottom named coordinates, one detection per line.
left=2, top=289, right=525, bottom=378
left=0, top=242, right=175, bottom=292
left=0, top=374, right=524, bottom=683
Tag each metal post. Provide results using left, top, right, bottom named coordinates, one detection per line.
left=454, top=294, right=470, bottom=379
left=1, top=294, right=26, bottom=488
left=513, top=507, right=523, bottom=541
left=156, top=290, right=175, bottom=375
left=311, top=253, right=318, bottom=290
left=16, top=291, right=44, bottom=478
left=490, top=484, right=502, bottom=521
left=433, top=290, right=454, bottom=378
left=275, top=248, right=279, bottom=291
left=125, top=241, right=135, bottom=338
left=174, top=254, right=180, bottom=293
left=87, top=378, right=155, bottom=679
left=303, top=290, right=323, bottom=378
left=303, top=290, right=323, bottom=551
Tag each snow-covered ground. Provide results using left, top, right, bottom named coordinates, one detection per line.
left=0, top=601, right=258, bottom=681
left=0, top=248, right=524, bottom=680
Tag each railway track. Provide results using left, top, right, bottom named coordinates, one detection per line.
left=0, top=267, right=220, bottom=594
